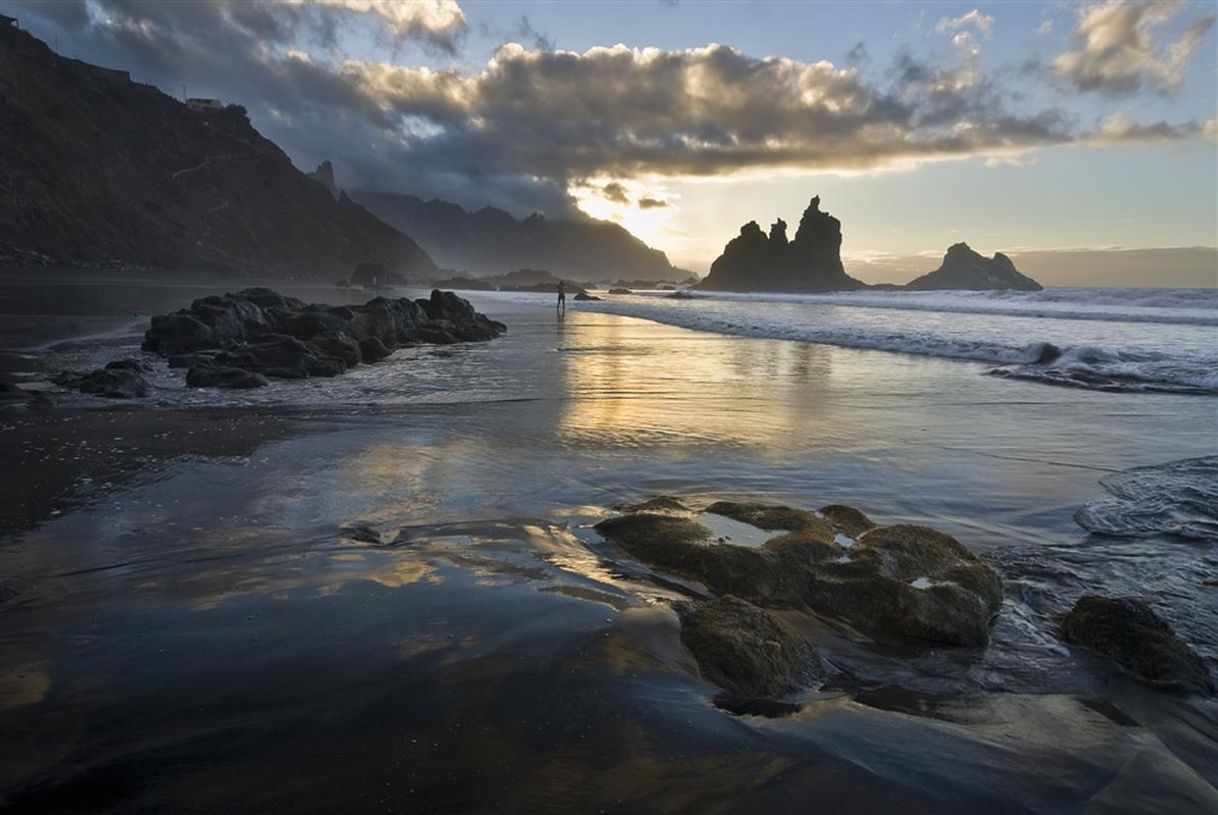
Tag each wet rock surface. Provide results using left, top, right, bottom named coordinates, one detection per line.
left=675, top=595, right=818, bottom=698
left=595, top=499, right=1003, bottom=647
left=185, top=365, right=270, bottom=389
left=77, top=367, right=149, bottom=399
left=1061, top=596, right=1214, bottom=693
left=142, top=287, right=506, bottom=387
left=807, top=524, right=1003, bottom=646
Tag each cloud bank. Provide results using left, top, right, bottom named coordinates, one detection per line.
left=10, top=0, right=1215, bottom=219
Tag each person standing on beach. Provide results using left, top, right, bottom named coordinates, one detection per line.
left=557, top=280, right=566, bottom=313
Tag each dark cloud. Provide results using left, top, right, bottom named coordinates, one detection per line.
left=601, top=182, right=629, bottom=204
left=476, top=14, right=553, bottom=52
left=637, top=197, right=669, bottom=209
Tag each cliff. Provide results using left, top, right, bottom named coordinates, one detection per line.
left=696, top=196, right=864, bottom=292
left=906, top=243, right=1043, bottom=291
left=0, top=26, right=435, bottom=279
left=350, top=190, right=678, bottom=282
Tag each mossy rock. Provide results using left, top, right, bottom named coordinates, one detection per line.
left=593, top=514, right=779, bottom=602
left=675, top=596, right=817, bottom=697
left=615, top=496, right=690, bottom=513
left=819, top=504, right=877, bottom=538
left=704, top=501, right=832, bottom=539
left=807, top=525, right=1003, bottom=646
left=597, top=500, right=1002, bottom=647
left=1061, top=596, right=1214, bottom=693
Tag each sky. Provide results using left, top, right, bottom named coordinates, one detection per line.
left=7, top=0, right=1217, bottom=284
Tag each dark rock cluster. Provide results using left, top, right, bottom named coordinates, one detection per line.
left=143, top=288, right=505, bottom=389
left=697, top=197, right=864, bottom=292
left=597, top=496, right=1213, bottom=701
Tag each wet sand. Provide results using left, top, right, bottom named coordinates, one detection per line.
left=1, top=293, right=1216, bottom=812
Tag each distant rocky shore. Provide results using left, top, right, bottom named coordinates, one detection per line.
left=144, top=288, right=504, bottom=390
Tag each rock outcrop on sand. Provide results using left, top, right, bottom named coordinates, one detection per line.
left=143, top=288, right=505, bottom=388
left=1061, top=596, right=1214, bottom=693
left=595, top=498, right=1002, bottom=648
left=696, top=197, right=864, bottom=292
left=906, top=243, right=1043, bottom=291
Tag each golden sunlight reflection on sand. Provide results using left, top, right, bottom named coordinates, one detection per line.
left=553, top=315, right=898, bottom=450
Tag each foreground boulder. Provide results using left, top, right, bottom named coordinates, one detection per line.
left=142, top=288, right=506, bottom=386
left=1061, top=596, right=1214, bottom=693
left=595, top=499, right=1002, bottom=646
left=806, top=525, right=1003, bottom=646
left=675, top=596, right=818, bottom=698
left=905, top=242, right=1042, bottom=291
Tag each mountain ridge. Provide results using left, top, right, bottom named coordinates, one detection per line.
left=0, top=24, right=435, bottom=280
left=349, top=189, right=679, bottom=282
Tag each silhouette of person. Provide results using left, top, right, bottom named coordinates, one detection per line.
left=556, top=280, right=566, bottom=313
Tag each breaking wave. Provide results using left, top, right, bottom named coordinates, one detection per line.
left=1075, top=457, right=1218, bottom=540
left=513, top=287, right=1218, bottom=395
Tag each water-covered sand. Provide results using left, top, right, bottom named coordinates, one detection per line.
left=1, top=287, right=1216, bottom=812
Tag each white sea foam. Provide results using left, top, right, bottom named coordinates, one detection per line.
left=495, top=286, right=1218, bottom=394
left=1075, top=456, right=1218, bottom=540
left=641, top=287, right=1218, bottom=326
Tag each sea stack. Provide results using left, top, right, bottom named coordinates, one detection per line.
left=906, top=243, right=1043, bottom=291
left=696, top=196, right=864, bottom=292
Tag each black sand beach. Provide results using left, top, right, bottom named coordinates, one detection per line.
left=1, top=286, right=1216, bottom=812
